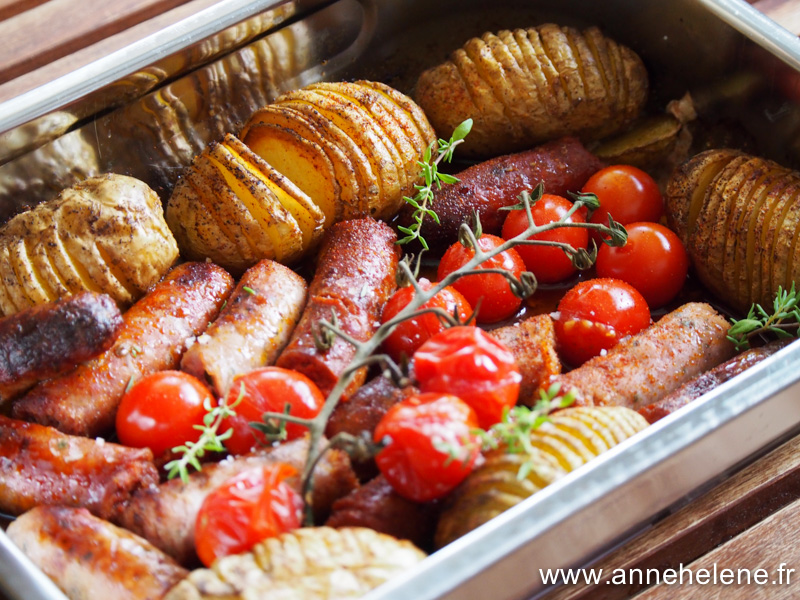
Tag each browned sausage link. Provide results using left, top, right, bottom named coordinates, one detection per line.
left=0, top=414, right=158, bottom=521
left=0, top=292, right=123, bottom=402
left=11, top=262, right=234, bottom=438
left=543, top=303, right=735, bottom=410
left=181, top=259, right=308, bottom=397
left=488, top=313, right=561, bottom=406
left=117, top=436, right=358, bottom=565
left=276, top=218, right=400, bottom=397
left=326, top=474, right=440, bottom=552
left=7, top=506, right=188, bottom=600
left=397, top=137, right=604, bottom=250
left=638, top=339, right=791, bottom=423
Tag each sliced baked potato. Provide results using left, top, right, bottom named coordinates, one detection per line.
left=434, top=406, right=648, bottom=548
left=414, top=24, right=648, bottom=157
left=0, top=173, right=178, bottom=317
left=666, top=148, right=800, bottom=312
left=241, top=80, right=436, bottom=223
left=166, top=133, right=324, bottom=274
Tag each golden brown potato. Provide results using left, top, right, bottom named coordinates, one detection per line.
left=241, top=80, right=437, bottom=223
left=0, top=174, right=178, bottom=317
left=166, top=133, right=325, bottom=274
left=434, top=406, right=648, bottom=548
left=414, top=24, right=648, bottom=157
left=665, top=148, right=800, bottom=313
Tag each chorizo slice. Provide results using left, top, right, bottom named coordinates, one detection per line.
left=0, top=414, right=158, bottom=521
left=0, top=291, right=123, bottom=402
left=276, top=218, right=400, bottom=397
left=181, top=259, right=307, bottom=397
left=7, top=506, right=188, bottom=600
left=11, top=262, right=234, bottom=437
left=543, top=302, right=735, bottom=410
left=397, top=136, right=604, bottom=249
left=117, top=436, right=358, bottom=565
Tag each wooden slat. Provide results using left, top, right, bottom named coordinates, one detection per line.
left=0, top=0, right=194, bottom=84
left=0, top=0, right=49, bottom=21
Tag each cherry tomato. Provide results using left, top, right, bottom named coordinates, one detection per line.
left=374, top=392, right=481, bottom=502
left=116, top=370, right=213, bottom=456
left=413, top=326, right=521, bottom=429
left=380, top=278, right=473, bottom=362
left=222, top=367, right=324, bottom=454
left=582, top=165, right=664, bottom=240
left=501, top=193, right=589, bottom=283
left=195, top=463, right=303, bottom=567
left=437, top=234, right=526, bottom=323
left=553, top=278, right=651, bottom=366
left=596, top=222, right=690, bottom=308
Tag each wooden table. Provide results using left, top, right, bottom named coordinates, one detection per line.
left=2, top=1, right=800, bottom=599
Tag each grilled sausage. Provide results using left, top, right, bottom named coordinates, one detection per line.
left=7, top=506, right=188, bottom=600
left=0, top=414, right=157, bottom=521
left=543, top=303, right=735, bottom=409
left=488, top=313, right=561, bottom=405
left=276, top=218, right=400, bottom=397
left=181, top=259, right=307, bottom=397
left=117, top=436, right=358, bottom=565
left=0, top=291, right=123, bottom=402
left=639, top=339, right=791, bottom=423
left=11, top=262, right=234, bottom=437
left=397, top=137, right=604, bottom=250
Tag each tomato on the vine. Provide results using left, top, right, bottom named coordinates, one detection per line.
left=116, top=370, right=213, bottom=456
left=380, top=278, right=473, bottom=362
left=501, top=193, right=589, bottom=283
left=596, top=222, right=689, bottom=307
left=437, top=234, right=526, bottom=323
left=222, top=367, right=324, bottom=455
left=374, top=392, right=481, bottom=502
left=553, top=278, right=651, bottom=366
left=581, top=165, right=664, bottom=239
left=413, top=326, right=521, bottom=429
left=195, top=463, right=303, bottom=567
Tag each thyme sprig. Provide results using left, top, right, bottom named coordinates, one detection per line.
left=397, top=119, right=473, bottom=250
left=727, top=283, right=800, bottom=351
left=165, top=384, right=244, bottom=482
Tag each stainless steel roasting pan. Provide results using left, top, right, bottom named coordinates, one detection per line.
left=2, top=0, right=800, bottom=599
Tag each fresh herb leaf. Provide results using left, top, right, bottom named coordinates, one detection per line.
left=728, top=283, right=800, bottom=350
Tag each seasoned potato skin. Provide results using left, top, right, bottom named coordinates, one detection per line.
left=0, top=173, right=178, bottom=317
left=414, top=24, right=648, bottom=157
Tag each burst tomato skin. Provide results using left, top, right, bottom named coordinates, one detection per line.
left=374, top=392, right=481, bottom=503
left=582, top=165, right=664, bottom=239
left=194, top=463, right=303, bottom=567
left=501, top=194, right=589, bottom=283
left=595, top=222, right=689, bottom=308
left=222, top=367, right=324, bottom=455
left=437, top=234, right=526, bottom=323
left=412, top=326, right=521, bottom=429
left=380, top=278, right=473, bottom=362
left=553, top=278, right=651, bottom=366
left=116, top=370, right=213, bottom=456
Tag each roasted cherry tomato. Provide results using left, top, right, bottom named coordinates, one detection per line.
left=501, top=193, right=589, bottom=283
left=222, top=367, right=324, bottom=454
left=374, top=392, right=481, bottom=502
left=195, top=463, right=303, bottom=567
left=437, top=234, right=526, bottom=323
left=582, top=165, right=663, bottom=240
left=596, top=222, right=689, bottom=308
left=553, top=278, right=651, bottom=366
left=381, top=278, right=473, bottom=362
left=413, top=326, right=521, bottom=429
left=116, top=370, right=213, bottom=456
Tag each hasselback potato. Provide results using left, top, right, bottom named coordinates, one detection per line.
left=414, top=24, right=648, bottom=157
left=0, top=174, right=178, bottom=317
left=665, top=148, right=800, bottom=313
left=434, top=406, right=648, bottom=548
